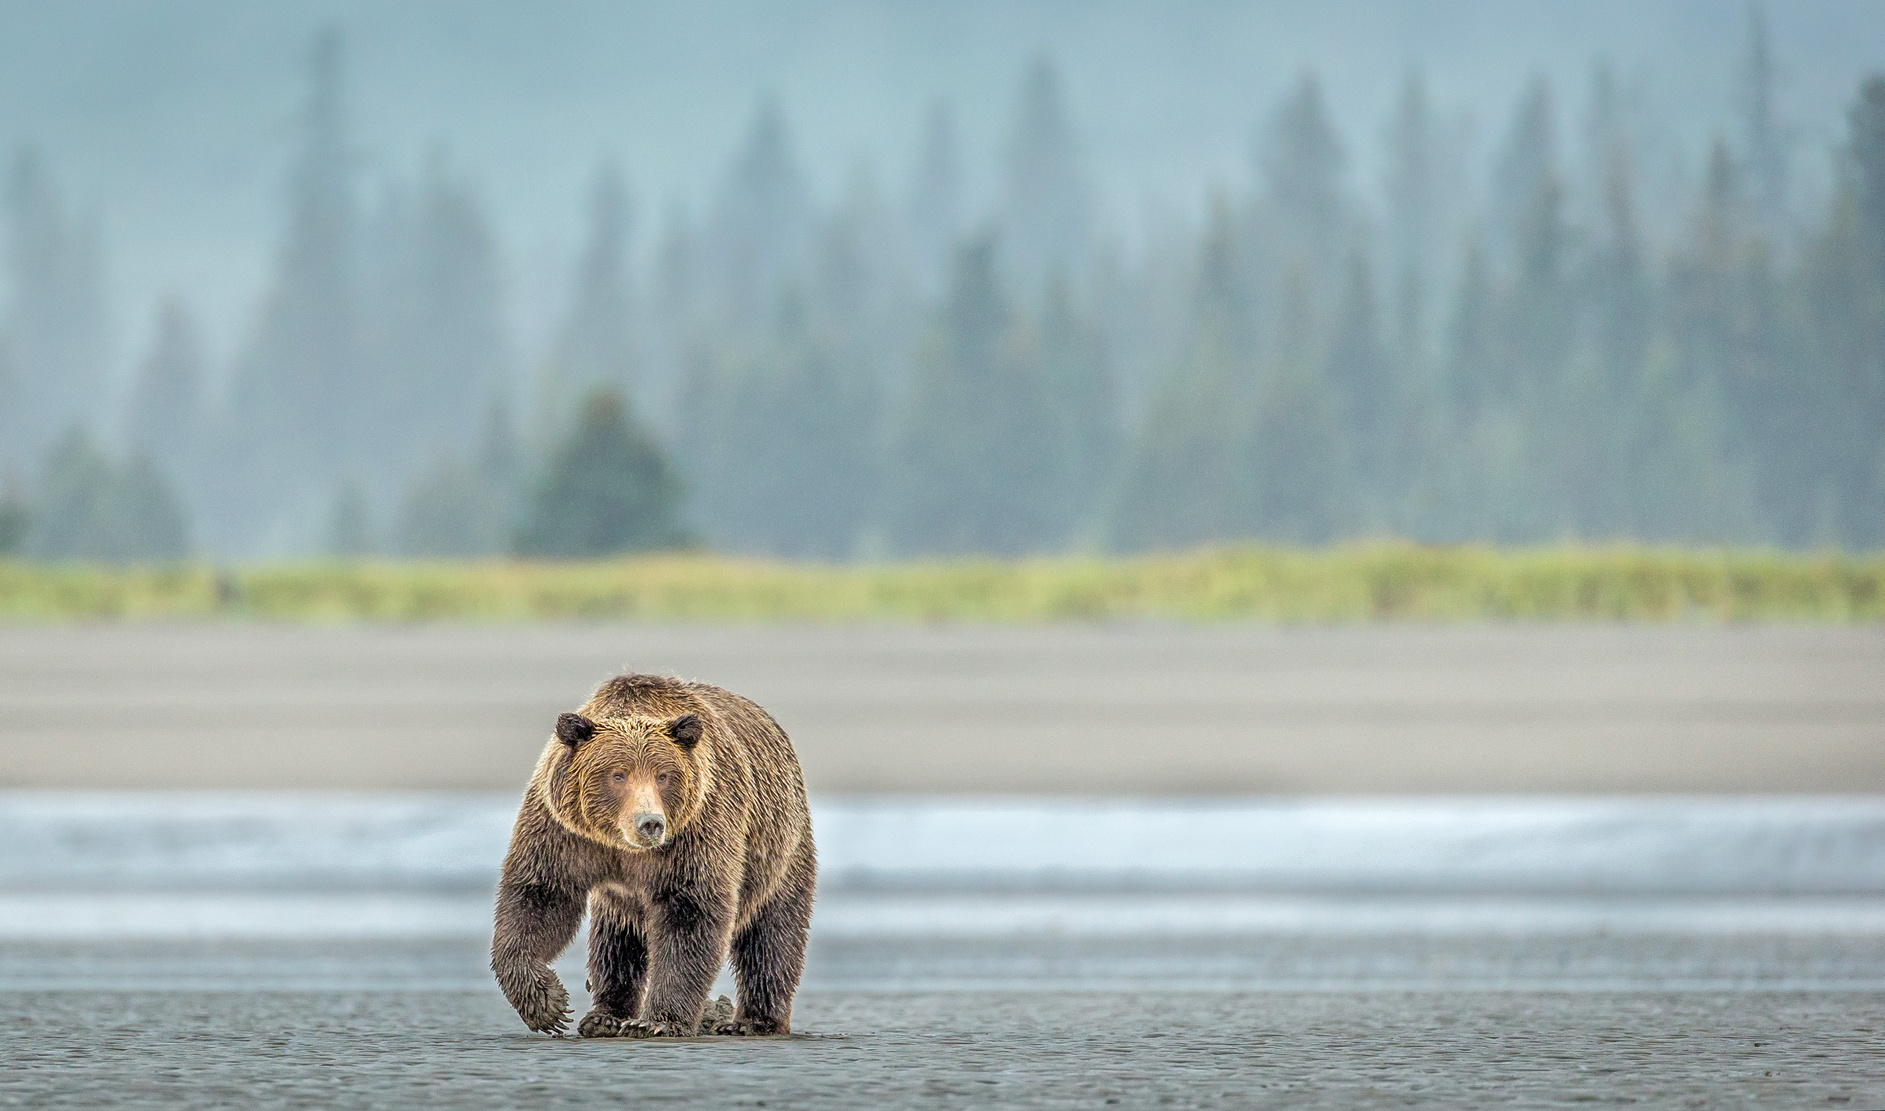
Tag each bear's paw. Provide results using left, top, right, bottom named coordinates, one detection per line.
left=713, top=1016, right=787, bottom=1036
left=506, top=968, right=571, bottom=1035
left=579, top=1012, right=687, bottom=1039
left=577, top=1009, right=629, bottom=1038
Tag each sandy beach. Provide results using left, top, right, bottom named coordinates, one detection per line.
left=3, top=623, right=1883, bottom=792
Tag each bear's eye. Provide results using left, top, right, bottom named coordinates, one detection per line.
left=611, top=770, right=626, bottom=784
left=656, top=771, right=672, bottom=788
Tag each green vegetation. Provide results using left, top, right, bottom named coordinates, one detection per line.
left=1, top=544, right=1878, bottom=623
left=514, top=389, right=690, bottom=558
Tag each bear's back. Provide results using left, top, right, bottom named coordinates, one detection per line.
left=582, top=672, right=700, bottom=720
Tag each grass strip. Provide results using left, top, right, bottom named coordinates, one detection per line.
left=0, top=543, right=1879, bottom=623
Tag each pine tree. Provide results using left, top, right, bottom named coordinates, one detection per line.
left=888, top=234, right=1055, bottom=555
left=1001, top=55, right=1093, bottom=293
left=1247, top=264, right=1348, bottom=542
left=326, top=476, right=376, bottom=556
left=1578, top=61, right=1626, bottom=229
left=0, top=474, right=26, bottom=556
left=905, top=99, right=962, bottom=296
left=1503, top=167, right=1573, bottom=538
left=1322, top=252, right=1394, bottom=527
left=1439, top=232, right=1528, bottom=542
left=394, top=455, right=507, bottom=557
left=515, top=388, right=688, bottom=557
left=477, top=396, right=522, bottom=510
left=214, top=27, right=363, bottom=551
left=644, top=201, right=700, bottom=431
left=368, top=149, right=512, bottom=480
left=1110, top=200, right=1260, bottom=551
left=124, top=298, right=205, bottom=500
left=1853, top=76, right=1885, bottom=292
left=1384, top=70, right=1442, bottom=372
left=382, top=395, right=524, bottom=559
left=682, top=288, right=880, bottom=558
left=1619, top=338, right=1748, bottom=541
left=1592, top=142, right=1651, bottom=396
left=1443, top=235, right=1495, bottom=414
left=1031, top=275, right=1118, bottom=546
left=1789, top=75, right=1885, bottom=546
left=537, top=163, right=632, bottom=437
left=710, top=97, right=815, bottom=331
left=1256, top=73, right=1348, bottom=289
left=818, top=164, right=909, bottom=387
left=1572, top=138, right=1654, bottom=535
left=2, top=148, right=112, bottom=470
left=1490, top=77, right=1558, bottom=275
left=1738, top=5, right=1791, bottom=238
left=1503, top=169, right=1572, bottom=400
left=1669, top=140, right=1782, bottom=542
left=24, top=426, right=190, bottom=562
left=0, top=336, right=17, bottom=469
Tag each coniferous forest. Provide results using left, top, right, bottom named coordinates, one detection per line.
left=1, top=15, right=1883, bottom=562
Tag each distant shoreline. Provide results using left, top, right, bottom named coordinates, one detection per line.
left=4, top=622, right=1881, bottom=792
left=2, top=543, right=1881, bottom=623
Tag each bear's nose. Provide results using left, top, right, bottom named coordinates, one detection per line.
left=634, top=814, right=666, bottom=843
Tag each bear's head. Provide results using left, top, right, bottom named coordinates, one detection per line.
left=547, top=710, right=707, bottom=851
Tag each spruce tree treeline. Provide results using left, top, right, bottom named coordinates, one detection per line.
left=2, top=22, right=1883, bottom=561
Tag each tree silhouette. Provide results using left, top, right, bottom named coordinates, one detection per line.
left=213, top=27, right=362, bottom=551
left=537, top=163, right=633, bottom=436
left=905, top=99, right=963, bottom=295
left=888, top=235, right=1057, bottom=555
left=125, top=298, right=204, bottom=492
left=25, top=427, right=189, bottom=562
left=1001, top=55, right=1093, bottom=293
left=2, top=148, right=110, bottom=470
left=515, top=389, right=688, bottom=558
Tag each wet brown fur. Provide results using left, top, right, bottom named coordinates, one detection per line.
left=491, top=673, right=816, bottom=1038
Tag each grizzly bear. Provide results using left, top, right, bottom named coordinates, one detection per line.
left=491, top=672, right=816, bottom=1038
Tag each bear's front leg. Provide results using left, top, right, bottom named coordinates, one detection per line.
left=491, top=879, right=585, bottom=1035
left=603, top=880, right=733, bottom=1038
left=577, top=894, right=649, bottom=1038
left=723, top=852, right=815, bottom=1036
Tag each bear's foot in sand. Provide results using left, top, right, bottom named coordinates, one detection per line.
left=577, top=1009, right=633, bottom=1038
left=580, top=1014, right=684, bottom=1038
left=578, top=998, right=735, bottom=1039
left=699, top=995, right=737, bottom=1033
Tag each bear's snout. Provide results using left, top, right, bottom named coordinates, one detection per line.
left=633, top=812, right=667, bottom=845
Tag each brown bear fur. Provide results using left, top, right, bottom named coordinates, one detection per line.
left=491, top=672, right=816, bottom=1037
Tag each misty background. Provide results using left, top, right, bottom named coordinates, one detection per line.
left=1, top=0, right=1883, bottom=560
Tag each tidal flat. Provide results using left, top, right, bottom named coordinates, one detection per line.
left=3, top=935, right=1883, bottom=1109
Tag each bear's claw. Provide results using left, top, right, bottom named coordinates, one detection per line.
left=514, top=972, right=572, bottom=1034
left=713, top=1018, right=786, bottom=1036
left=580, top=1013, right=684, bottom=1038
left=577, top=1010, right=631, bottom=1038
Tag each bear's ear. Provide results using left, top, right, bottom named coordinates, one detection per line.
left=556, top=712, right=597, bottom=748
left=666, top=713, right=702, bottom=749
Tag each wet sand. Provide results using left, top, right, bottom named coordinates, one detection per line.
left=3, top=623, right=1883, bottom=792
left=3, top=936, right=1882, bottom=1109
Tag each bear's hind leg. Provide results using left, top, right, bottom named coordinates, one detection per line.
left=578, top=897, right=648, bottom=1038
left=725, top=856, right=814, bottom=1035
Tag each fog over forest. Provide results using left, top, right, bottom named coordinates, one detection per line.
left=0, top=0, right=1882, bottom=559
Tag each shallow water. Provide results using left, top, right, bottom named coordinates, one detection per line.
left=6, top=792, right=1883, bottom=894
left=3, top=794, right=1882, bottom=1107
